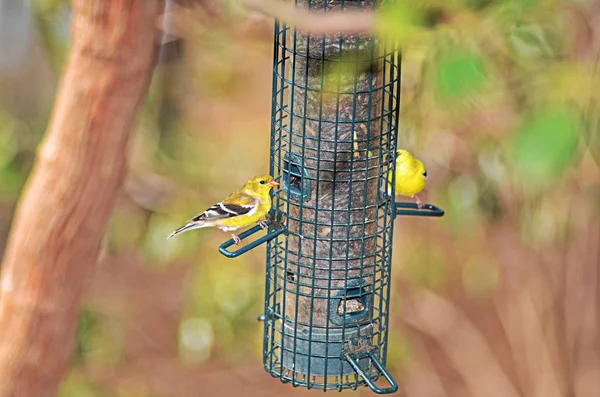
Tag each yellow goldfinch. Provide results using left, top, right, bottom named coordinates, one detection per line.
left=168, top=175, right=279, bottom=244
left=388, top=149, right=428, bottom=208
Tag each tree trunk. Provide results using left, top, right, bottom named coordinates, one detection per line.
left=0, top=1, right=159, bottom=396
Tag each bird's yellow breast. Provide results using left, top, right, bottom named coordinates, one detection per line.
left=389, top=153, right=427, bottom=197
left=394, top=171, right=426, bottom=196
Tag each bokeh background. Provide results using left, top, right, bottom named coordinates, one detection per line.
left=1, top=0, right=600, bottom=396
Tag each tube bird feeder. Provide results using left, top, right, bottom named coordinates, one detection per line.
left=218, top=0, right=444, bottom=392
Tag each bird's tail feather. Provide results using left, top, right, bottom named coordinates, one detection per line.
left=167, top=221, right=210, bottom=239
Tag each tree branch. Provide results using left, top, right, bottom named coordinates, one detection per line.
left=242, top=0, right=375, bottom=34
left=157, top=0, right=375, bottom=38
left=0, top=1, right=159, bottom=396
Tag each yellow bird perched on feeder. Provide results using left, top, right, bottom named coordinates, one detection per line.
left=388, top=149, right=428, bottom=208
left=168, top=174, right=279, bottom=244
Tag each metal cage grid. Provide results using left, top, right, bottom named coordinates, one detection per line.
left=262, top=0, right=401, bottom=392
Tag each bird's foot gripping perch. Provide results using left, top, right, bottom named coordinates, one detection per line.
left=414, top=194, right=424, bottom=209
left=230, top=233, right=241, bottom=245
left=218, top=210, right=287, bottom=258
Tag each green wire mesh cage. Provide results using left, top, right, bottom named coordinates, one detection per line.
left=263, top=0, right=399, bottom=393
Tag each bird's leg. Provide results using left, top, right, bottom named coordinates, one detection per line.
left=257, top=220, right=269, bottom=229
left=414, top=194, right=424, bottom=209
left=231, top=233, right=241, bottom=245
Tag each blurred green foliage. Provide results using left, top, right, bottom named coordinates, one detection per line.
left=435, top=49, right=488, bottom=103
left=510, top=107, right=580, bottom=189
left=74, top=307, right=100, bottom=365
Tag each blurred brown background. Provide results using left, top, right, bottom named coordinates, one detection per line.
left=1, top=0, right=599, bottom=396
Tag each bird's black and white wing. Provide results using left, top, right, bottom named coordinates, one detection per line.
left=192, top=201, right=256, bottom=222
left=167, top=195, right=258, bottom=239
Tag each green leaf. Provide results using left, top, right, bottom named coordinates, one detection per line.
left=73, top=308, right=98, bottom=365
left=508, top=24, right=554, bottom=61
left=511, top=108, right=580, bottom=187
left=435, top=50, right=488, bottom=103
left=375, top=2, right=423, bottom=41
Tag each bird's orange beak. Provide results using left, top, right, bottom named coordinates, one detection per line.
left=268, top=179, right=279, bottom=188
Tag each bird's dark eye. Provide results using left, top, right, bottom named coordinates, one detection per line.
left=259, top=180, right=266, bottom=185
left=423, top=170, right=428, bottom=177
